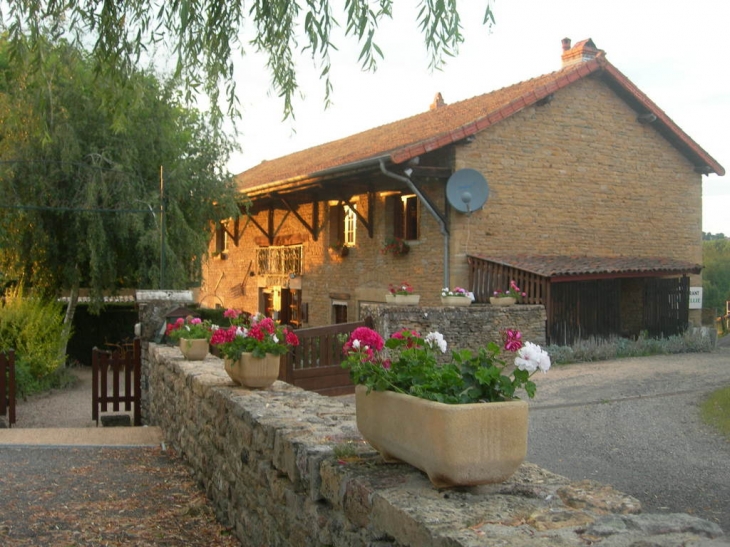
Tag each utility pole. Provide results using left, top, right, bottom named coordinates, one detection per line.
left=160, top=166, right=166, bottom=289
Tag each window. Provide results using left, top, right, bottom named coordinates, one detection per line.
left=393, top=194, right=419, bottom=240
left=344, top=204, right=357, bottom=246
left=329, top=201, right=358, bottom=247
left=215, top=222, right=228, bottom=257
left=332, top=300, right=348, bottom=324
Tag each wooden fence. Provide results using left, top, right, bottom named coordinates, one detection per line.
left=1, top=349, right=16, bottom=427
left=280, top=318, right=373, bottom=396
left=92, top=338, right=141, bottom=426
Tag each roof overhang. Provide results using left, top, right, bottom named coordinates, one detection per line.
left=468, top=254, right=703, bottom=283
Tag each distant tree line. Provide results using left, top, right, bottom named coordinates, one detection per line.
left=702, top=232, right=730, bottom=316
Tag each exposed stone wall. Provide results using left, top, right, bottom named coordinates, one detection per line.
left=135, top=290, right=196, bottom=423
left=145, top=346, right=726, bottom=547
left=362, top=303, right=547, bottom=351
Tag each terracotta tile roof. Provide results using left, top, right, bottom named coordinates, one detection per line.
left=468, top=254, right=703, bottom=281
left=237, top=46, right=724, bottom=192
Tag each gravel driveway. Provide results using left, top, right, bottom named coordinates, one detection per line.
left=527, top=346, right=730, bottom=533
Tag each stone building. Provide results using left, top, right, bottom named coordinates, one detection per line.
left=199, top=38, right=724, bottom=345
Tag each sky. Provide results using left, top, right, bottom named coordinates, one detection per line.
left=226, top=0, right=730, bottom=235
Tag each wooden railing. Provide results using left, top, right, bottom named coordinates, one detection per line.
left=467, top=255, right=549, bottom=305
left=92, top=338, right=141, bottom=426
left=280, top=318, right=373, bottom=396
left=1, top=349, right=16, bottom=427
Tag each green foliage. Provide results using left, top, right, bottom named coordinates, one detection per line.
left=0, top=286, right=71, bottom=394
left=165, top=317, right=213, bottom=341
left=0, top=34, right=239, bottom=309
left=700, top=385, right=730, bottom=440
left=0, top=1, right=495, bottom=122
left=342, top=328, right=549, bottom=403
left=703, top=237, right=730, bottom=315
left=13, top=360, right=78, bottom=398
left=703, top=232, right=727, bottom=240
left=545, top=329, right=716, bottom=365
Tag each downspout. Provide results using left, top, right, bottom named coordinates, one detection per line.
left=379, top=159, right=450, bottom=289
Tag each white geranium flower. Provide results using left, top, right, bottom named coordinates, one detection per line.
left=515, top=342, right=540, bottom=372
left=515, top=342, right=551, bottom=373
left=425, top=331, right=448, bottom=353
left=352, top=339, right=361, bottom=350
left=272, top=334, right=279, bottom=344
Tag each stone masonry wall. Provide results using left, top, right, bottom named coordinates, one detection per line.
left=145, top=345, right=726, bottom=547
left=362, top=303, right=547, bottom=352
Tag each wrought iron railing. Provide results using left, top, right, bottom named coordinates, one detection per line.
left=256, top=245, right=303, bottom=275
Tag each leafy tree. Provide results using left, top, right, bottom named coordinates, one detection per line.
left=0, top=34, right=239, bottom=343
left=0, top=1, right=495, bottom=122
left=703, top=237, right=730, bottom=316
left=703, top=232, right=727, bottom=241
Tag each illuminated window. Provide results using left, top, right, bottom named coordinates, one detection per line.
left=344, top=204, right=357, bottom=246
left=329, top=201, right=358, bottom=248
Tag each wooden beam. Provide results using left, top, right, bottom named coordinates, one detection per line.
left=278, top=195, right=317, bottom=241
left=341, top=198, right=373, bottom=239
left=222, top=216, right=240, bottom=245
left=247, top=213, right=271, bottom=243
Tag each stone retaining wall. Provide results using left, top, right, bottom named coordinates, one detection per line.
left=361, top=303, right=547, bottom=352
left=145, top=344, right=726, bottom=547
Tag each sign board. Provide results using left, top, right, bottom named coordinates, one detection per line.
left=689, top=287, right=702, bottom=309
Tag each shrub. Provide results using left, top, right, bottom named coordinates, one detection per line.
left=545, top=328, right=715, bottom=365
left=0, top=286, right=71, bottom=395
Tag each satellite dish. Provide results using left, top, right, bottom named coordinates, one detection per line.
left=446, top=169, right=489, bottom=213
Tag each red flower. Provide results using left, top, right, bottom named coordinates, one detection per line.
left=165, top=317, right=185, bottom=336
left=210, top=326, right=237, bottom=345
left=502, top=329, right=523, bottom=352
left=284, top=329, right=299, bottom=346
left=248, top=325, right=265, bottom=341
left=343, top=327, right=385, bottom=357
left=391, top=328, right=421, bottom=348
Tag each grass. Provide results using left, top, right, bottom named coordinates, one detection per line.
left=701, top=386, right=730, bottom=441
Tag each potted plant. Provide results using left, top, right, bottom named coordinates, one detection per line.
left=329, top=242, right=349, bottom=257
left=341, top=327, right=550, bottom=487
left=490, top=280, right=526, bottom=306
left=440, top=287, right=475, bottom=306
left=210, top=310, right=299, bottom=388
left=380, top=237, right=410, bottom=257
left=166, top=316, right=212, bottom=360
left=388, top=281, right=420, bottom=305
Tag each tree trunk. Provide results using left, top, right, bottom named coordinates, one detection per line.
left=59, top=282, right=79, bottom=363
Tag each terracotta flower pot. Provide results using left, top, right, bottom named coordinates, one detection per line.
left=179, top=338, right=209, bottom=361
left=355, top=385, right=528, bottom=487
left=224, top=352, right=280, bottom=388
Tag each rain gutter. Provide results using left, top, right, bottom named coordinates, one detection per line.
left=379, top=159, right=450, bottom=289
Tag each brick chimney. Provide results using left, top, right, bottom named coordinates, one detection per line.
left=430, top=92, right=446, bottom=110
left=561, top=38, right=601, bottom=67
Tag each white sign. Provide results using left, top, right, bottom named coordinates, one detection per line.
left=689, top=287, right=702, bottom=309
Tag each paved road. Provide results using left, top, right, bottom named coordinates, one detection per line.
left=526, top=347, right=730, bottom=533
